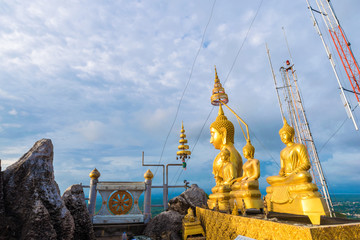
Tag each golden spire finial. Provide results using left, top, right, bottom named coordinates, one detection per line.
left=218, top=103, right=224, bottom=116
left=214, top=65, right=219, bottom=83
left=211, top=67, right=228, bottom=106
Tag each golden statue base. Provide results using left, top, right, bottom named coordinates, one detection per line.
left=182, top=208, right=206, bottom=240
left=230, top=180, right=264, bottom=210
left=208, top=185, right=231, bottom=211
left=266, top=183, right=329, bottom=225
left=183, top=220, right=206, bottom=240
left=207, top=192, right=230, bottom=211
left=196, top=207, right=360, bottom=240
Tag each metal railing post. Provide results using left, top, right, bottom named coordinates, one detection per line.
left=142, top=152, right=189, bottom=210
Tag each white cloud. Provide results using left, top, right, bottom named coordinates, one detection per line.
left=2, top=123, right=21, bottom=128
left=75, top=120, right=105, bottom=142
left=0, top=0, right=359, bottom=194
left=0, top=146, right=28, bottom=156
left=0, top=89, right=19, bottom=101
left=82, top=157, right=92, bottom=162
left=322, top=151, right=360, bottom=183
left=1, top=158, right=18, bottom=169
left=8, top=108, right=17, bottom=115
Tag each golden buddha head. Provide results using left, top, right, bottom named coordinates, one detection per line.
left=279, top=118, right=295, bottom=144
left=210, top=104, right=235, bottom=149
left=242, top=140, right=255, bottom=159
left=220, top=148, right=230, bottom=162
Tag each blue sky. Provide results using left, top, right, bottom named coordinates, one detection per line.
left=0, top=0, right=359, bottom=195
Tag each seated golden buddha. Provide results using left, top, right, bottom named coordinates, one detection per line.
left=182, top=208, right=205, bottom=240
left=265, top=118, right=329, bottom=225
left=230, top=140, right=263, bottom=210
left=218, top=148, right=236, bottom=186
left=207, top=104, right=242, bottom=210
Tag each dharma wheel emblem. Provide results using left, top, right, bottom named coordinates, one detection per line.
left=108, top=190, right=133, bottom=215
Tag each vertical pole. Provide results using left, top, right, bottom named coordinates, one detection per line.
left=163, top=184, right=168, bottom=210
left=266, top=44, right=285, bottom=121
left=88, top=168, right=100, bottom=218
left=141, top=151, right=166, bottom=211
left=162, top=165, right=167, bottom=210
left=144, top=169, right=154, bottom=223
left=165, top=164, right=170, bottom=210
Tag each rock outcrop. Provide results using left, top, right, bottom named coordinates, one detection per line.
left=168, top=195, right=189, bottom=215
left=2, top=139, right=75, bottom=239
left=143, top=210, right=183, bottom=240
left=62, top=184, right=95, bottom=240
left=168, top=184, right=207, bottom=214
left=144, top=184, right=208, bottom=240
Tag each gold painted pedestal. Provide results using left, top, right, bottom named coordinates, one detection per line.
left=207, top=186, right=231, bottom=211
left=196, top=207, right=360, bottom=240
left=183, top=220, right=206, bottom=240
left=265, top=183, right=329, bottom=225
left=230, top=180, right=263, bottom=210
left=182, top=208, right=206, bottom=240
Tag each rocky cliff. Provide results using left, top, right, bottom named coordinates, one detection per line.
left=0, top=139, right=94, bottom=240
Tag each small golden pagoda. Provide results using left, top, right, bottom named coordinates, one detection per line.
left=176, top=121, right=191, bottom=169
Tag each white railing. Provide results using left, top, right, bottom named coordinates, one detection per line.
left=87, top=169, right=153, bottom=224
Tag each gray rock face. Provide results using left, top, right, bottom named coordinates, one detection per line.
left=180, top=184, right=207, bottom=209
left=2, top=139, right=75, bottom=239
left=168, top=195, right=189, bottom=215
left=143, top=210, right=183, bottom=240
left=62, top=184, right=95, bottom=240
left=22, top=199, right=57, bottom=239
left=144, top=184, right=208, bottom=240
left=168, top=184, right=207, bottom=216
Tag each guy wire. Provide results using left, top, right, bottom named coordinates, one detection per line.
left=154, top=0, right=217, bottom=177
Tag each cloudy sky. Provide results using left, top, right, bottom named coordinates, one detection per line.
left=0, top=0, right=359, bottom=196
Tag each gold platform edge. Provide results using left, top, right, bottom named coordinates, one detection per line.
left=196, top=207, right=360, bottom=240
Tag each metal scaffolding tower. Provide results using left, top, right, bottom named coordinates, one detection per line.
left=306, top=0, right=360, bottom=130
left=266, top=45, right=335, bottom=217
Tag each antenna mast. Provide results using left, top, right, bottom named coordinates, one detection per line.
left=266, top=44, right=335, bottom=217
left=305, top=0, right=359, bottom=130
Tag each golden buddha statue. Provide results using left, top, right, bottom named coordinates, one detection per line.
left=219, top=148, right=236, bottom=186
left=267, top=118, right=312, bottom=185
left=210, top=104, right=242, bottom=185
left=207, top=104, right=242, bottom=210
left=265, top=118, right=329, bottom=225
left=230, top=140, right=263, bottom=210
left=183, top=208, right=196, bottom=222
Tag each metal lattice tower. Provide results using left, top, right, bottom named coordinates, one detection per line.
left=306, top=0, right=360, bottom=130
left=266, top=45, right=335, bottom=217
